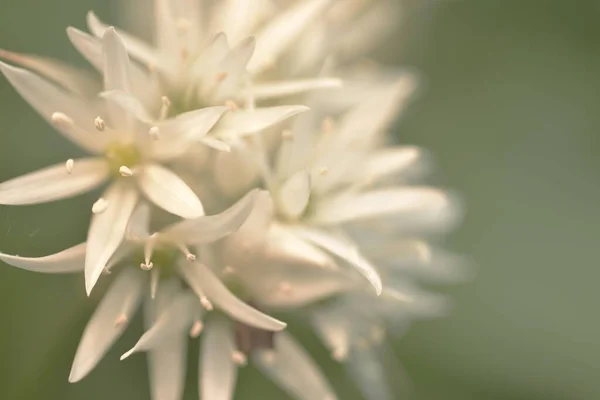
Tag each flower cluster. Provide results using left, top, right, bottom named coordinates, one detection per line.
left=0, top=1, right=463, bottom=399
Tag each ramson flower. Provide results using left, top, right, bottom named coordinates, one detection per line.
left=81, top=0, right=344, bottom=113
left=0, top=28, right=307, bottom=295
left=0, top=190, right=291, bottom=393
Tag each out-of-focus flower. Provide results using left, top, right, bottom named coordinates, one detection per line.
left=0, top=27, right=307, bottom=295
left=84, top=0, right=344, bottom=113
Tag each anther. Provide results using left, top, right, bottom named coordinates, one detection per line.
left=189, top=320, right=203, bottom=338
left=65, top=159, right=75, bottom=174
left=216, top=72, right=228, bottom=83
left=114, top=314, right=128, bottom=328
left=278, top=281, right=293, bottom=295
left=94, top=116, right=106, bottom=131
left=225, top=100, right=238, bottom=111
left=51, top=112, right=73, bottom=126
left=281, top=129, right=294, bottom=140
left=200, top=296, right=214, bottom=311
left=92, top=198, right=108, bottom=214
left=231, top=351, right=247, bottom=366
left=140, top=262, right=154, bottom=271
left=119, top=166, right=133, bottom=177
left=222, top=265, right=236, bottom=276
left=318, top=167, right=328, bottom=175
left=149, top=126, right=160, bottom=140
left=332, top=347, right=347, bottom=362
left=321, top=117, right=335, bottom=134
left=186, top=253, right=196, bottom=262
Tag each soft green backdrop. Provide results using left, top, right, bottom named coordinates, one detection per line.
left=1, top=1, right=598, bottom=399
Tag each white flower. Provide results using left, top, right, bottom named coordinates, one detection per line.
left=0, top=28, right=308, bottom=295
left=0, top=190, right=290, bottom=388
left=83, top=0, right=343, bottom=110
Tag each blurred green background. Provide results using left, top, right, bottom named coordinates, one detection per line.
left=1, top=0, right=599, bottom=399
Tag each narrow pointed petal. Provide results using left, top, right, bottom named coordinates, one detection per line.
left=198, top=137, right=231, bottom=152
left=278, top=170, right=311, bottom=219
left=213, top=144, right=259, bottom=198
left=146, top=283, right=190, bottom=400
left=138, top=164, right=204, bottom=219
left=162, top=190, right=257, bottom=243
left=291, top=227, right=382, bottom=295
left=201, top=318, right=237, bottom=400
left=102, top=27, right=135, bottom=131
left=85, top=182, right=139, bottom=295
left=66, top=27, right=103, bottom=71
left=212, top=106, right=309, bottom=139
left=121, top=292, right=197, bottom=359
left=311, top=306, right=350, bottom=362
left=254, top=332, right=337, bottom=400
left=99, top=90, right=153, bottom=123
left=178, top=262, right=286, bottom=331
left=150, top=107, right=228, bottom=160
left=210, top=0, right=273, bottom=44
left=0, top=243, right=85, bottom=273
left=0, top=48, right=100, bottom=95
left=69, top=267, right=144, bottom=382
left=0, top=158, right=108, bottom=205
left=312, top=188, right=452, bottom=226
left=0, top=61, right=104, bottom=152
left=87, top=11, right=162, bottom=69
left=211, top=37, right=256, bottom=101
left=361, top=146, right=422, bottom=182
left=248, top=0, right=331, bottom=73
left=252, top=78, right=342, bottom=100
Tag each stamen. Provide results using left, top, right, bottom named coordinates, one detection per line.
left=65, top=159, right=74, bottom=174
left=102, top=267, right=112, bottom=275
left=51, top=112, right=73, bottom=126
left=281, top=129, right=294, bottom=140
left=318, top=167, right=328, bottom=175
left=114, top=313, right=128, bottom=328
left=261, top=350, right=276, bottom=365
left=148, top=126, right=160, bottom=140
left=332, top=347, right=347, bottom=362
left=92, top=198, right=108, bottom=214
left=150, top=268, right=159, bottom=299
left=178, top=244, right=196, bottom=261
left=160, top=96, right=171, bottom=120
left=222, top=265, right=236, bottom=276
left=231, top=351, right=247, bottom=366
left=225, top=100, right=238, bottom=111
left=94, top=116, right=106, bottom=131
left=215, top=72, right=228, bottom=83
left=189, top=320, right=203, bottom=338
left=119, top=166, right=133, bottom=177
left=321, top=117, right=335, bottom=134
left=278, top=281, right=293, bottom=295
left=140, top=261, right=154, bottom=271
left=180, top=48, right=189, bottom=60
left=200, top=296, right=214, bottom=311
left=175, top=18, right=192, bottom=33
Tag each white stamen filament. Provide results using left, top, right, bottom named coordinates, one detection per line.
left=178, top=244, right=196, bottom=262
left=92, top=198, right=108, bottom=214
left=94, top=116, right=106, bottom=131
left=231, top=351, right=247, bottom=366
left=189, top=320, right=203, bottom=338
left=150, top=268, right=159, bottom=299
left=321, top=117, right=335, bottom=134
left=65, top=159, right=74, bottom=174
left=160, top=96, right=171, bottom=120
left=148, top=126, right=160, bottom=140
left=119, top=166, right=133, bottom=177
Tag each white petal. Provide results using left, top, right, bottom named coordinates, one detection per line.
left=278, top=170, right=311, bottom=219
left=150, top=107, right=229, bottom=160
left=311, top=306, right=350, bottom=361
left=201, top=318, right=237, bottom=400
left=248, top=0, right=331, bottom=74
left=265, top=224, right=337, bottom=270
left=162, top=190, right=257, bottom=243
left=198, top=137, right=231, bottom=152
left=0, top=48, right=99, bottom=96
left=291, top=227, right=382, bottom=295
left=254, top=332, right=337, bottom=400
left=66, top=27, right=104, bottom=71
left=210, top=37, right=256, bottom=102
left=0, top=243, right=85, bottom=273
left=69, top=267, right=144, bottom=382
left=212, top=106, right=309, bottom=140
left=178, top=261, right=286, bottom=331
left=213, top=144, right=259, bottom=198
left=210, top=0, right=274, bottom=44
left=251, top=78, right=342, bottom=100
left=361, top=146, right=423, bottom=182
left=137, top=164, right=204, bottom=219
left=145, top=283, right=190, bottom=400
left=313, top=188, right=452, bottom=225
left=102, top=27, right=135, bottom=131
left=99, top=90, right=153, bottom=123
left=87, top=11, right=162, bottom=69
left=121, top=292, right=196, bottom=359
left=127, top=202, right=151, bottom=239
left=0, top=61, right=104, bottom=153
left=85, top=182, right=139, bottom=295
left=0, top=158, right=108, bottom=205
